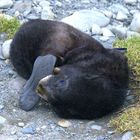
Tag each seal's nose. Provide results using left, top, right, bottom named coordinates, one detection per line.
left=36, top=75, right=53, bottom=101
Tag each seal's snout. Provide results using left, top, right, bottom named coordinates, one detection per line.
left=36, top=75, right=53, bottom=101
left=39, top=75, right=53, bottom=86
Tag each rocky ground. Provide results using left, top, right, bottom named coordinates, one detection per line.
left=0, top=0, right=140, bottom=140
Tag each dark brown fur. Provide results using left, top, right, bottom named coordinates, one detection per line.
left=10, top=19, right=103, bottom=79
left=10, top=20, right=129, bottom=119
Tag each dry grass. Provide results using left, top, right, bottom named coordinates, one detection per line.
left=110, top=36, right=140, bottom=140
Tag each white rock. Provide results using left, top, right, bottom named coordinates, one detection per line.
left=23, top=9, right=32, bottom=17
left=39, top=1, right=50, bottom=8
left=81, top=0, right=90, bottom=3
left=65, top=0, right=71, bottom=2
left=91, top=24, right=102, bottom=35
left=91, top=124, right=102, bottom=130
left=127, top=31, right=140, bottom=38
left=1, top=39, right=12, bottom=59
left=0, top=0, right=13, bottom=9
left=55, top=1, right=62, bottom=7
left=14, top=11, right=20, bottom=17
left=99, top=36, right=109, bottom=41
left=107, top=131, right=115, bottom=134
left=13, top=1, right=31, bottom=13
left=0, top=45, right=4, bottom=59
left=13, top=109, right=16, bottom=112
left=27, top=14, right=39, bottom=20
left=0, top=116, right=7, bottom=124
left=36, top=127, right=41, bottom=132
left=18, top=122, right=25, bottom=127
left=33, top=0, right=43, bottom=3
left=102, top=28, right=115, bottom=37
left=130, top=10, right=139, bottom=15
left=103, top=10, right=113, bottom=18
left=11, top=130, right=16, bottom=135
left=122, top=131, right=133, bottom=140
left=33, top=6, right=42, bottom=14
left=0, top=32, right=7, bottom=42
left=112, top=14, right=116, bottom=19
left=109, top=4, right=129, bottom=15
left=111, top=26, right=127, bottom=39
left=0, top=104, right=4, bottom=110
left=40, top=1, right=54, bottom=20
left=58, top=120, right=71, bottom=128
left=41, top=8, right=55, bottom=20
left=41, top=125, right=47, bottom=129
left=62, top=10, right=110, bottom=33
left=129, top=13, right=140, bottom=33
left=124, top=0, right=137, bottom=5
left=103, top=0, right=108, bottom=2
left=116, top=11, right=128, bottom=21
left=4, top=59, right=10, bottom=64
left=87, top=121, right=95, bottom=126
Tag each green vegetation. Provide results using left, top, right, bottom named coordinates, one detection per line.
left=110, top=36, right=140, bottom=140
left=0, top=15, right=20, bottom=39
left=113, top=37, right=140, bottom=86
left=110, top=105, right=140, bottom=140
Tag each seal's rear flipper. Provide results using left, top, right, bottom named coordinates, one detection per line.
left=19, top=54, right=56, bottom=111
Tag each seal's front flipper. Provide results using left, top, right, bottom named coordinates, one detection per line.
left=19, top=54, right=56, bottom=111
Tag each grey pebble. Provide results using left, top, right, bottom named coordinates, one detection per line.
left=18, top=122, right=25, bottom=127
left=0, top=104, right=4, bottom=110
left=11, top=130, right=17, bottom=135
left=94, top=135, right=110, bottom=140
left=27, top=14, right=39, bottom=20
left=91, top=124, right=102, bottom=131
left=21, top=126, right=36, bottom=135
left=99, top=36, right=109, bottom=42
left=122, top=131, right=133, bottom=140
left=107, top=130, right=115, bottom=135
left=0, top=115, right=7, bottom=124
